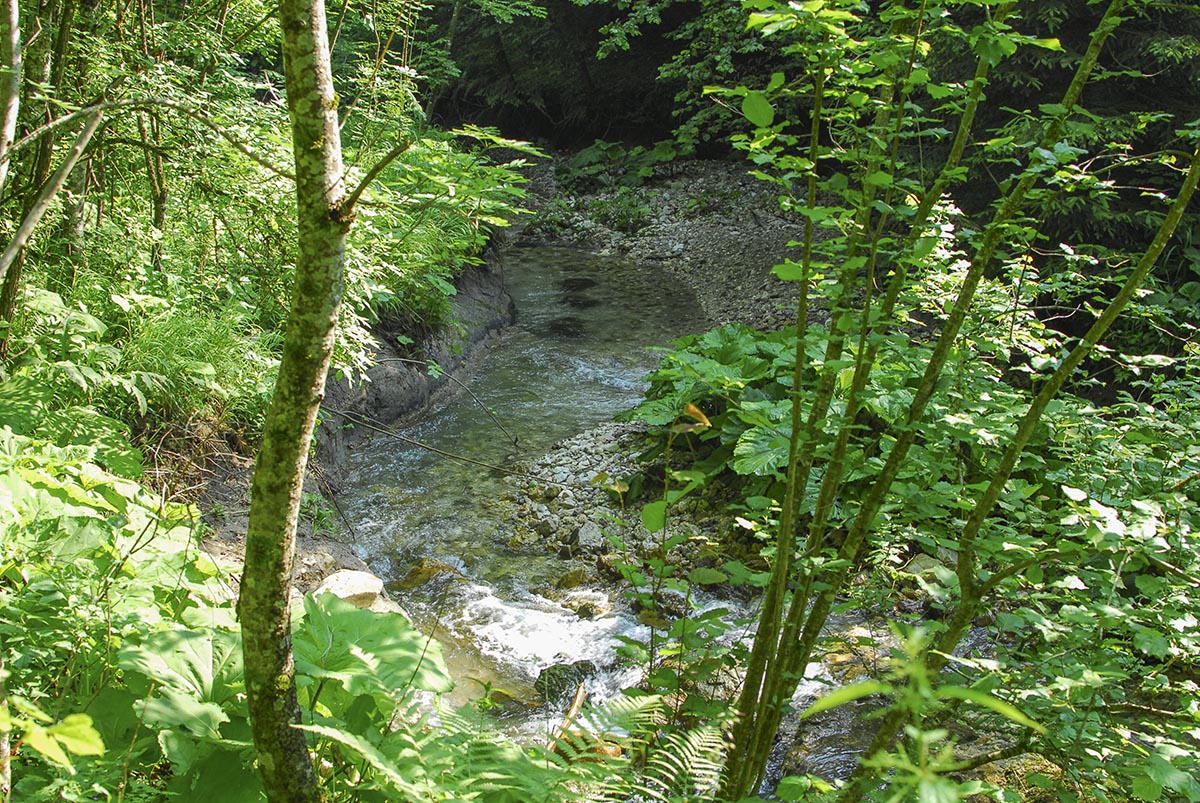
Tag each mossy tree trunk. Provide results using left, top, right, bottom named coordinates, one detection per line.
left=238, top=0, right=353, bottom=798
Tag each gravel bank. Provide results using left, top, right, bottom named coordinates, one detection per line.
left=519, top=158, right=807, bottom=331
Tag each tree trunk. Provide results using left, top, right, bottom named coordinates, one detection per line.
left=0, top=0, right=74, bottom=354
left=238, top=0, right=351, bottom=799
left=0, top=0, right=20, bottom=199
left=137, top=109, right=168, bottom=281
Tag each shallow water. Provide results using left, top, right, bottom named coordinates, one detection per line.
left=336, top=245, right=708, bottom=723
left=333, top=244, right=927, bottom=785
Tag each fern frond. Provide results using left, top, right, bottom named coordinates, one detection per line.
left=636, top=725, right=726, bottom=801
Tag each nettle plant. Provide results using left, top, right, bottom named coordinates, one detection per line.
left=619, top=0, right=1200, bottom=799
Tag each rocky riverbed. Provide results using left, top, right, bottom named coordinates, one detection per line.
left=199, top=156, right=812, bottom=613
left=197, top=155, right=894, bottom=785
left=496, top=157, right=809, bottom=571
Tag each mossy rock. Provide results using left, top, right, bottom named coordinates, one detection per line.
left=535, top=660, right=596, bottom=704
left=397, top=558, right=462, bottom=589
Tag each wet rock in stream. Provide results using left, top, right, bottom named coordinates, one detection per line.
left=397, top=557, right=466, bottom=590
left=535, top=659, right=598, bottom=705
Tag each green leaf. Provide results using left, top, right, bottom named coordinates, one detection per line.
left=1145, top=753, right=1200, bottom=797
left=742, top=92, right=775, bottom=128
left=1061, top=485, right=1088, bottom=502
left=801, top=681, right=892, bottom=718
left=772, top=260, right=806, bottom=281
left=927, top=83, right=959, bottom=100
left=119, top=628, right=245, bottom=711
left=23, top=724, right=74, bottom=770
left=919, top=777, right=960, bottom=803
left=1132, top=776, right=1163, bottom=802
left=935, top=686, right=1046, bottom=734
left=295, top=723, right=417, bottom=796
left=913, top=236, right=939, bottom=261
left=689, top=567, right=728, bottom=585
left=48, top=714, right=105, bottom=757
left=1030, top=37, right=1065, bottom=52
left=642, top=500, right=668, bottom=533
left=165, top=739, right=264, bottom=803
left=1133, top=629, right=1171, bottom=659
left=41, top=408, right=144, bottom=477
left=293, top=593, right=453, bottom=696
left=0, top=376, right=54, bottom=433
left=732, top=427, right=790, bottom=476
left=138, top=688, right=229, bottom=739
left=776, top=775, right=834, bottom=801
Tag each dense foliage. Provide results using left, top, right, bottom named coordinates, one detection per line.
left=0, top=0, right=537, bottom=798
left=3, top=0, right=1199, bottom=801
left=606, top=0, right=1200, bottom=799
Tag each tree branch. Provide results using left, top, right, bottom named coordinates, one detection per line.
left=342, top=137, right=412, bottom=214
left=4, top=97, right=293, bottom=180
left=0, top=111, right=102, bottom=288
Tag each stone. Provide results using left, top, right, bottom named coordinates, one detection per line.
left=904, top=553, right=947, bottom=581
left=576, top=520, right=606, bottom=552
left=535, top=659, right=596, bottom=704
left=562, top=597, right=608, bottom=620
left=397, top=558, right=462, bottom=589
left=555, top=567, right=592, bottom=589
left=300, top=550, right=336, bottom=575
left=315, top=569, right=384, bottom=609
left=368, top=595, right=412, bottom=620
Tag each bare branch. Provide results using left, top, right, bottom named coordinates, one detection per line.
left=342, top=137, right=412, bottom=214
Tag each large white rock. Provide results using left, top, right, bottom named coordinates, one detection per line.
left=314, top=569, right=384, bottom=609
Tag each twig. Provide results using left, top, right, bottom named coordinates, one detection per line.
left=549, top=683, right=588, bottom=751
left=1169, top=471, right=1198, bottom=493
left=342, top=137, right=412, bottom=214
left=0, top=111, right=102, bottom=287
left=5, top=97, right=292, bottom=179
left=948, top=735, right=1033, bottom=773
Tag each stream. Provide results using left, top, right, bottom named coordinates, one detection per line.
left=336, top=245, right=711, bottom=724
left=334, top=244, right=883, bottom=783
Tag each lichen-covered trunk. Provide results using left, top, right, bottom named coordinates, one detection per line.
left=239, top=0, right=351, bottom=798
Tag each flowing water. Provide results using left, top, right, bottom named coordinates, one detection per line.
left=336, top=245, right=711, bottom=726
left=334, top=244, right=906, bottom=785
